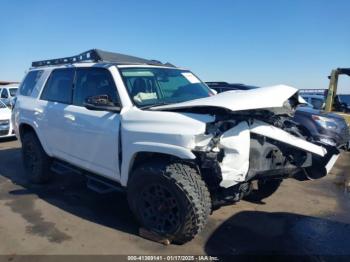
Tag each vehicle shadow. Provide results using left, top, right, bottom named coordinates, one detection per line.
left=205, top=210, right=350, bottom=260
left=0, top=147, right=139, bottom=240
left=0, top=136, right=17, bottom=143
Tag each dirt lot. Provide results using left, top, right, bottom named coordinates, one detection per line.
left=0, top=138, right=350, bottom=258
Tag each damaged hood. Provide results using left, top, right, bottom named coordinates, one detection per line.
left=152, top=85, right=304, bottom=112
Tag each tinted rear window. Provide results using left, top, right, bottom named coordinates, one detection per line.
left=41, top=69, right=74, bottom=104
left=19, top=70, right=43, bottom=96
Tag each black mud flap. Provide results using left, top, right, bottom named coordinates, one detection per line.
left=304, top=145, right=340, bottom=180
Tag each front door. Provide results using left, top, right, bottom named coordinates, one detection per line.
left=63, top=67, right=121, bottom=181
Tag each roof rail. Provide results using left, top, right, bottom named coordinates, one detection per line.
left=31, top=49, right=175, bottom=68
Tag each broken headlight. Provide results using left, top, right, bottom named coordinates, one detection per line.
left=312, top=115, right=337, bottom=130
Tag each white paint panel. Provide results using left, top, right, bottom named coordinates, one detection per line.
left=0, top=104, right=14, bottom=138
left=0, top=107, right=11, bottom=120
left=218, top=122, right=251, bottom=188
left=325, top=154, right=339, bottom=173
left=250, top=120, right=327, bottom=156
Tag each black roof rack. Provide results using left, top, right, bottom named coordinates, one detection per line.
left=31, top=49, right=175, bottom=68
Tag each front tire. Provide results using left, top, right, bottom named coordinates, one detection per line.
left=127, top=161, right=211, bottom=244
left=21, top=131, right=52, bottom=184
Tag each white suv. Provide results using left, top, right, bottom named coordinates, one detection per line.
left=12, top=49, right=338, bottom=243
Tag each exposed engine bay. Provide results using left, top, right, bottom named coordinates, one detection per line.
left=148, top=85, right=340, bottom=205
left=169, top=93, right=338, bottom=205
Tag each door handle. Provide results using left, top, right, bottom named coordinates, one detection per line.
left=64, top=114, right=75, bottom=121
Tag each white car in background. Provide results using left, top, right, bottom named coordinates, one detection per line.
left=0, top=85, right=19, bottom=107
left=0, top=100, right=14, bottom=138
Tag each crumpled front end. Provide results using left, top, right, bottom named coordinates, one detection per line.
left=193, top=114, right=338, bottom=190
left=151, top=84, right=339, bottom=203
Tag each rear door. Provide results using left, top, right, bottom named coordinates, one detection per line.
left=40, top=68, right=75, bottom=158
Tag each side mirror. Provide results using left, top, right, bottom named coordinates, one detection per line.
left=83, top=95, right=121, bottom=113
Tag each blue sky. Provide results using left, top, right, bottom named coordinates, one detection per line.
left=1, top=0, right=350, bottom=91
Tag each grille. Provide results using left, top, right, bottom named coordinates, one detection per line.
left=0, top=129, right=9, bottom=136
left=0, top=119, right=9, bottom=125
left=0, top=119, right=9, bottom=136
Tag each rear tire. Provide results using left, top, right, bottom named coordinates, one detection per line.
left=21, top=131, right=52, bottom=184
left=127, top=161, right=211, bottom=244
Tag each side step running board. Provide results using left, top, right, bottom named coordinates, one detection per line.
left=51, top=159, right=124, bottom=194
left=86, top=176, right=123, bottom=194
left=51, top=160, right=82, bottom=175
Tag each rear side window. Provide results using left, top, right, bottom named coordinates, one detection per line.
left=1, top=89, right=8, bottom=99
left=41, top=69, right=75, bottom=104
left=9, top=88, right=18, bottom=97
left=19, top=70, right=43, bottom=96
left=73, top=68, right=119, bottom=106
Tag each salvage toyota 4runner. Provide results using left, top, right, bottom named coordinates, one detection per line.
left=12, top=49, right=339, bottom=244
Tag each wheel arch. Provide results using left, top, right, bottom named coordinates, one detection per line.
left=18, top=122, right=52, bottom=156
left=120, top=143, right=197, bottom=187
left=19, top=123, right=36, bottom=140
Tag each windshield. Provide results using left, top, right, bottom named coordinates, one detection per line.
left=9, top=88, right=18, bottom=97
left=120, top=67, right=212, bottom=108
left=338, top=95, right=350, bottom=105
left=0, top=100, right=6, bottom=109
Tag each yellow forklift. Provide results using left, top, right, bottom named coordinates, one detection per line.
left=325, top=68, right=350, bottom=124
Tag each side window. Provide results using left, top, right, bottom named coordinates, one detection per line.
left=73, top=68, right=119, bottom=107
left=9, top=88, right=18, bottom=97
left=19, top=70, right=44, bottom=96
left=311, top=98, right=323, bottom=110
left=41, top=69, right=74, bottom=104
left=1, top=89, right=8, bottom=99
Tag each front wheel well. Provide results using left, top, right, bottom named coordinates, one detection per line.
left=19, top=123, right=36, bottom=140
left=128, top=152, right=199, bottom=183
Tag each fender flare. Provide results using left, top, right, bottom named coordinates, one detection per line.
left=18, top=120, right=53, bottom=157
left=120, top=142, right=196, bottom=186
